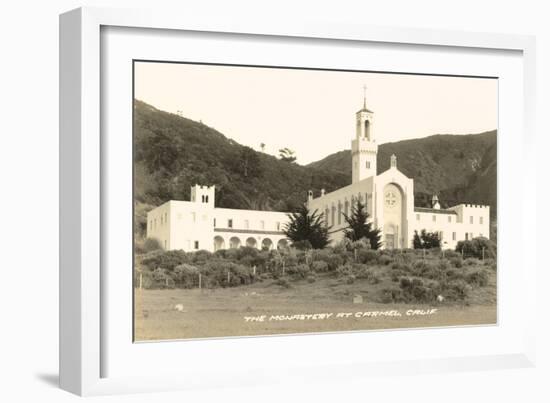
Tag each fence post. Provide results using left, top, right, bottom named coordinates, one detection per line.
left=461, top=247, right=464, bottom=259
left=482, top=247, right=485, bottom=261
left=227, top=270, right=230, bottom=284
left=253, top=265, right=256, bottom=276
left=198, top=273, right=202, bottom=289
left=282, top=261, right=285, bottom=276
left=423, top=249, right=426, bottom=260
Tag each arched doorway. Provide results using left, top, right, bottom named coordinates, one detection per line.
left=229, top=237, right=241, bottom=249
left=261, top=238, right=273, bottom=250
left=246, top=237, right=257, bottom=248
left=277, top=239, right=288, bottom=250
left=383, top=183, right=404, bottom=249
left=214, top=236, right=225, bottom=251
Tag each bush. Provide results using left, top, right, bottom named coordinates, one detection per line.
left=391, top=262, right=412, bottom=273
left=399, top=276, right=437, bottom=303
left=444, top=250, right=461, bottom=259
left=141, top=249, right=189, bottom=272
left=466, top=268, right=489, bottom=287
left=357, top=249, right=379, bottom=264
left=287, top=264, right=310, bottom=278
left=354, top=265, right=380, bottom=284
left=172, top=264, right=200, bottom=288
left=449, top=257, right=463, bottom=268
left=445, top=268, right=464, bottom=281
left=336, top=264, right=353, bottom=277
left=444, top=279, right=471, bottom=301
left=377, top=254, right=393, bottom=266
left=143, top=238, right=162, bottom=253
left=190, top=249, right=214, bottom=264
left=306, top=274, right=316, bottom=283
left=464, top=258, right=479, bottom=266
left=456, top=237, right=497, bottom=259
left=344, top=274, right=356, bottom=284
left=380, top=286, right=405, bottom=303
left=311, top=260, right=329, bottom=273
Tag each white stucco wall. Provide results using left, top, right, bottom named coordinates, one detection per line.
left=146, top=185, right=290, bottom=252
left=411, top=204, right=491, bottom=249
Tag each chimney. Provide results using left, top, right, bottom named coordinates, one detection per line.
left=308, top=190, right=313, bottom=202
left=321, top=188, right=326, bottom=197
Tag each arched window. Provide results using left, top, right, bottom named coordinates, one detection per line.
left=364, top=120, right=370, bottom=140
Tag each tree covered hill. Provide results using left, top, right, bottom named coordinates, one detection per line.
left=308, top=131, right=497, bottom=216
left=134, top=100, right=348, bottom=235
left=134, top=100, right=496, bottom=237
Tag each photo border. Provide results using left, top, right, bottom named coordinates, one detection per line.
left=60, top=6, right=537, bottom=396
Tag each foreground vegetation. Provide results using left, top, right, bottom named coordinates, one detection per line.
left=136, top=237, right=496, bottom=306
left=134, top=268, right=497, bottom=340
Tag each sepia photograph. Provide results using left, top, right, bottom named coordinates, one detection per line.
left=133, top=61, right=498, bottom=341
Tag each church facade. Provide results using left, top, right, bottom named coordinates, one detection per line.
left=146, top=97, right=490, bottom=252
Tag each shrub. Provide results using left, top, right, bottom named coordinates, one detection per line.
left=391, top=262, right=412, bottom=273
left=380, top=286, right=405, bottom=303
left=464, top=258, right=479, bottom=266
left=353, top=265, right=380, bottom=284
left=456, top=237, right=497, bottom=259
left=444, top=279, right=471, bottom=301
left=466, top=268, right=489, bottom=287
left=190, top=249, right=214, bottom=264
left=399, top=276, right=437, bottom=303
left=344, top=274, right=356, bottom=284
left=172, top=264, right=200, bottom=288
left=306, top=274, right=316, bottom=283
left=287, top=264, right=310, bottom=278
left=336, top=264, right=353, bottom=277
left=141, top=249, right=189, bottom=272
left=449, top=257, right=463, bottom=268
left=445, top=268, right=464, bottom=281
left=357, top=249, right=379, bottom=264
left=377, top=254, right=393, bottom=266
left=311, top=260, right=329, bottom=273
left=143, top=238, right=162, bottom=253
left=444, top=250, right=461, bottom=259
left=151, top=267, right=174, bottom=289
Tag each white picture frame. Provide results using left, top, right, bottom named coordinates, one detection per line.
left=59, top=6, right=537, bottom=396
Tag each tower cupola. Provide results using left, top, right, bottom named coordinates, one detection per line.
left=351, top=86, right=378, bottom=183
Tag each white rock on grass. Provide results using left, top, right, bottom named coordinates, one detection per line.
left=174, top=304, right=185, bottom=312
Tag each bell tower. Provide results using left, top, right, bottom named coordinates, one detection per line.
left=351, top=86, right=378, bottom=183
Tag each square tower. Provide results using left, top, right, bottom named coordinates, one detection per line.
left=190, top=184, right=215, bottom=206
left=351, top=100, right=377, bottom=183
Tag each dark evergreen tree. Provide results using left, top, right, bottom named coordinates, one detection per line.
left=413, top=230, right=423, bottom=249
left=343, top=200, right=382, bottom=250
left=414, top=229, right=441, bottom=249
left=283, top=205, right=331, bottom=249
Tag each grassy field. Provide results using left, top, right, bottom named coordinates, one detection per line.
left=134, top=269, right=497, bottom=341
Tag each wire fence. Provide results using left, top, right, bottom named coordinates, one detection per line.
left=135, top=244, right=495, bottom=291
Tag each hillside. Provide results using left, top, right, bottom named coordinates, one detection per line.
left=134, top=100, right=497, bottom=239
left=308, top=131, right=497, bottom=216
left=134, top=100, right=348, bottom=235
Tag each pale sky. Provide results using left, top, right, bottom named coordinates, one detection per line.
left=134, top=61, right=498, bottom=165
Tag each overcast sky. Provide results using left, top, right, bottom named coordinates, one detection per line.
left=134, top=61, right=498, bottom=165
